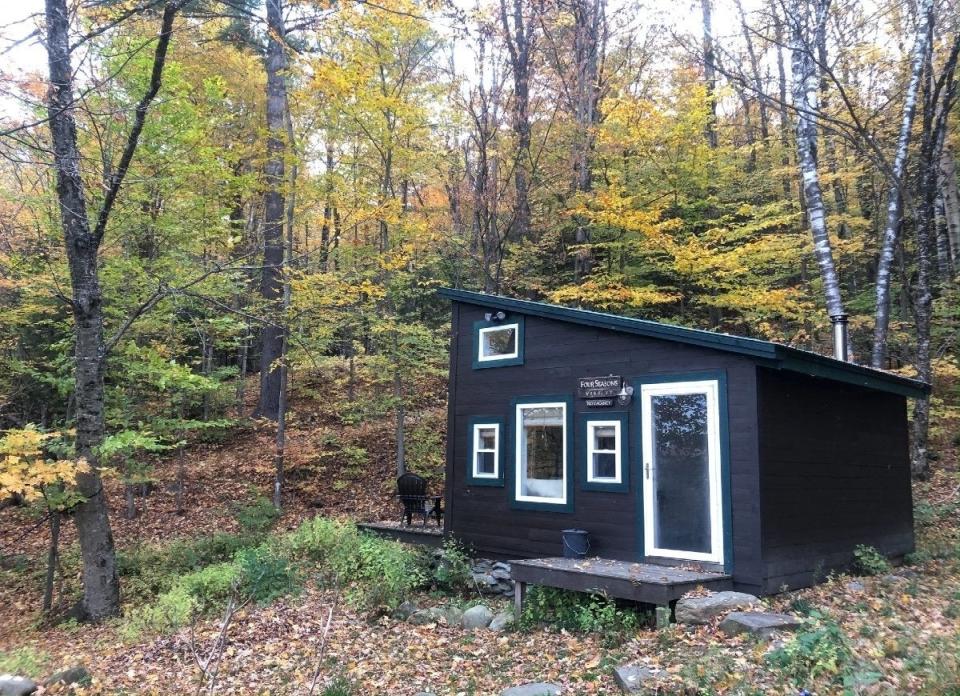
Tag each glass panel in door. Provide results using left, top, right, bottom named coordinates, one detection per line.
left=641, top=380, right=723, bottom=564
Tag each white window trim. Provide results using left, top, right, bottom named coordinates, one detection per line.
left=471, top=422, right=500, bottom=479
left=640, top=379, right=724, bottom=565
left=586, top=420, right=622, bottom=484
left=514, top=401, right=568, bottom=505
left=477, top=323, right=520, bottom=362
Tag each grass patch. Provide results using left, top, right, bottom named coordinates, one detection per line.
left=0, top=646, right=51, bottom=678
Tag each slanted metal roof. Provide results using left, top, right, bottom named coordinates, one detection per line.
left=438, top=288, right=929, bottom=399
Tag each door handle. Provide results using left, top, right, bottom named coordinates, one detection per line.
left=644, top=461, right=651, bottom=479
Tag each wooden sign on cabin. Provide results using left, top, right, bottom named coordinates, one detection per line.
left=577, top=375, right=622, bottom=399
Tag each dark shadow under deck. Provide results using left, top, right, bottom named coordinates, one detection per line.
left=509, top=556, right=732, bottom=607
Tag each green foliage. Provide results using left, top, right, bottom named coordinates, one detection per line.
left=767, top=611, right=853, bottom=685
left=518, top=586, right=641, bottom=635
left=427, top=539, right=472, bottom=592
left=232, top=494, right=280, bottom=536
left=284, top=517, right=424, bottom=610
left=853, top=545, right=892, bottom=576
left=236, top=547, right=301, bottom=604
left=0, top=646, right=51, bottom=678
left=321, top=677, right=355, bottom=696
left=118, top=532, right=255, bottom=602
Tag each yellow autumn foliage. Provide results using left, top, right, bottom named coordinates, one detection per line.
left=0, top=427, right=89, bottom=502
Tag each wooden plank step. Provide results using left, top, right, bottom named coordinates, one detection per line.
left=510, top=556, right=732, bottom=608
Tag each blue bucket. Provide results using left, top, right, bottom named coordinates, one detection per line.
left=561, top=529, right=590, bottom=558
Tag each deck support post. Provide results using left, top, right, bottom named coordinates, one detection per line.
left=655, top=605, right=671, bottom=629
left=513, top=580, right=527, bottom=616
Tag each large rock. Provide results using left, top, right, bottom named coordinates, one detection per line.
left=500, top=683, right=562, bottom=696
left=489, top=611, right=515, bottom=632
left=612, top=665, right=657, bottom=694
left=461, top=604, right=494, bottom=630
left=674, top=591, right=760, bottom=625
left=393, top=600, right=420, bottom=621
left=44, top=666, right=91, bottom=688
left=719, top=612, right=802, bottom=639
left=409, top=607, right=446, bottom=626
left=0, top=675, right=37, bottom=696
left=439, top=605, right=464, bottom=625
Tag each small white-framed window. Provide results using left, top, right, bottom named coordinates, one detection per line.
left=472, top=423, right=500, bottom=478
left=586, top=420, right=622, bottom=483
left=478, top=323, right=519, bottom=362
left=515, top=401, right=567, bottom=504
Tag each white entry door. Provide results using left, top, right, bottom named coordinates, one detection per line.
left=640, top=379, right=724, bottom=565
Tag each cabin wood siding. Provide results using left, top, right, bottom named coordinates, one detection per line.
left=447, top=301, right=764, bottom=591
left=757, top=367, right=914, bottom=593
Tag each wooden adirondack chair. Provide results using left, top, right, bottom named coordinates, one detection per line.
left=396, top=472, right=443, bottom=526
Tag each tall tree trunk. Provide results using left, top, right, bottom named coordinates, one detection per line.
left=43, top=0, right=179, bottom=621
left=257, top=0, right=288, bottom=420
left=42, top=512, right=61, bottom=613
left=936, top=192, right=953, bottom=281
left=871, top=0, right=934, bottom=368
left=771, top=2, right=792, bottom=200
left=500, top=0, right=536, bottom=241
left=911, top=31, right=960, bottom=478
left=789, top=0, right=844, bottom=320
left=701, top=0, right=718, bottom=150
left=572, top=0, right=603, bottom=281
left=940, top=145, right=960, bottom=263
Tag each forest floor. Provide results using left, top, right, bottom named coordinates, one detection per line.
left=1, top=369, right=960, bottom=695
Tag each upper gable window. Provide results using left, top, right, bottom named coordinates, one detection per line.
left=479, top=324, right=518, bottom=361
left=473, top=316, right=524, bottom=368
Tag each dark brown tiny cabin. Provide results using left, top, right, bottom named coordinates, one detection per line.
left=440, top=289, right=928, bottom=599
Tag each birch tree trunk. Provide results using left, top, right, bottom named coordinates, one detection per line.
left=44, top=0, right=180, bottom=620
left=257, top=0, right=288, bottom=420
left=789, top=0, right=844, bottom=320
left=870, top=0, right=934, bottom=368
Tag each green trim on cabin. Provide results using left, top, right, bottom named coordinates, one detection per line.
left=632, top=371, right=733, bottom=574
left=466, top=416, right=506, bottom=487
left=472, top=316, right=525, bottom=369
left=578, top=411, right=630, bottom=493
left=509, top=394, right=575, bottom=513
left=439, top=288, right=928, bottom=399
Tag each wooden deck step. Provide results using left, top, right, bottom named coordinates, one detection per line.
left=357, top=521, right=444, bottom=548
left=509, top=556, right=732, bottom=609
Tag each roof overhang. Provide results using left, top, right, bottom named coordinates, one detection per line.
left=438, top=288, right=929, bottom=399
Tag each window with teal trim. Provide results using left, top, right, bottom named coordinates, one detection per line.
left=580, top=412, right=629, bottom=492
left=515, top=401, right=568, bottom=504
left=467, top=416, right=505, bottom=486
left=473, top=316, right=524, bottom=368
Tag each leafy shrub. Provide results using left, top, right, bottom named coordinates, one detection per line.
left=767, top=611, right=853, bottom=684
left=118, top=532, right=254, bottom=601
left=284, top=517, right=424, bottom=610
left=0, top=646, right=50, bottom=677
left=334, top=533, right=425, bottom=610
left=236, top=547, right=301, bottom=604
left=232, top=494, right=280, bottom=536
left=426, top=540, right=472, bottom=592
left=321, top=677, right=355, bottom=696
left=518, top=586, right=642, bottom=634
left=853, top=544, right=892, bottom=576
left=284, top=517, right=351, bottom=563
